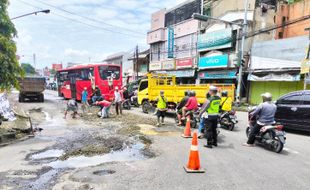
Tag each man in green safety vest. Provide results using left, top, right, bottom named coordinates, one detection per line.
left=156, top=90, right=168, bottom=127
left=201, top=86, right=221, bottom=148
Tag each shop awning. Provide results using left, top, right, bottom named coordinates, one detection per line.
left=155, top=69, right=195, bottom=78
left=248, top=73, right=300, bottom=81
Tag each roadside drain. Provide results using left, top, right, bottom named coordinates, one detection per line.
left=93, top=169, right=116, bottom=176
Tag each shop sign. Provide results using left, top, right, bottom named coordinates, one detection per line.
left=176, top=58, right=193, bottom=69
left=199, top=54, right=228, bottom=69
left=198, top=70, right=236, bottom=79
left=149, top=62, right=162, bottom=71
left=167, top=27, right=174, bottom=58
left=301, top=59, right=310, bottom=74
left=156, top=69, right=195, bottom=77
left=198, top=28, right=232, bottom=51
left=162, top=59, right=175, bottom=70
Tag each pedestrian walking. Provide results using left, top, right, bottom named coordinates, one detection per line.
left=156, top=90, right=167, bottom=127
left=114, top=86, right=123, bottom=115
left=81, top=87, right=89, bottom=114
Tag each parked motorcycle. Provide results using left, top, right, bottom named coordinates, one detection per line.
left=122, top=99, right=131, bottom=110
left=246, top=106, right=286, bottom=153
left=219, top=110, right=237, bottom=131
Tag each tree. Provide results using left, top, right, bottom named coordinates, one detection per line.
left=0, top=0, right=24, bottom=90
left=21, top=63, right=36, bottom=74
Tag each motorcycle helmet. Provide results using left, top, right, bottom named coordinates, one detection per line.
left=190, top=91, right=196, bottom=97
left=261, top=92, right=272, bottom=102
left=221, top=91, right=228, bottom=97
left=209, top=86, right=218, bottom=94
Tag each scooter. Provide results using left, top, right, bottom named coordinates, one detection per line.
left=219, top=110, right=237, bottom=131
left=246, top=107, right=286, bottom=153
left=122, top=99, right=131, bottom=110
left=175, top=110, right=199, bottom=128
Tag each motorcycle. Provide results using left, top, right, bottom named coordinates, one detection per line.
left=219, top=110, right=237, bottom=131
left=175, top=110, right=199, bottom=128
left=122, top=99, right=131, bottom=110
left=246, top=106, right=286, bottom=153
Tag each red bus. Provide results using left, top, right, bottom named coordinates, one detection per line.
left=56, top=63, right=122, bottom=101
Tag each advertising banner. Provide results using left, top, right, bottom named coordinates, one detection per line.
left=198, top=28, right=232, bottom=52
left=162, top=59, right=175, bottom=70
left=149, top=62, right=162, bottom=71
left=176, top=58, right=193, bottom=69
left=167, top=27, right=174, bottom=58
left=198, top=70, right=236, bottom=79
left=199, top=54, right=229, bottom=69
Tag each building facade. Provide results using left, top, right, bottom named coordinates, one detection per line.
left=147, top=0, right=202, bottom=84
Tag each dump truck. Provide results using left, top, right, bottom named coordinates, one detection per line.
left=137, top=74, right=235, bottom=113
left=18, top=77, right=46, bottom=102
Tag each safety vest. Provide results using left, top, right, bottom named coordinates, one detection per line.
left=207, top=96, right=221, bottom=114
left=157, top=96, right=167, bottom=109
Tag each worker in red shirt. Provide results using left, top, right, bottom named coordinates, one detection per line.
left=181, top=91, right=198, bottom=120
left=95, top=100, right=112, bottom=118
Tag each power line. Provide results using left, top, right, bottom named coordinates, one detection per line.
left=32, top=0, right=145, bottom=36
left=16, top=0, right=144, bottom=38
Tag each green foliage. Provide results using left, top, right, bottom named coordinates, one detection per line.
left=0, top=0, right=24, bottom=90
left=50, top=68, right=56, bottom=75
left=21, top=63, right=36, bottom=74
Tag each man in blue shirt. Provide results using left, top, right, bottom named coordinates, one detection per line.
left=81, top=87, right=89, bottom=114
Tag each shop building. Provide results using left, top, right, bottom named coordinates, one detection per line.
left=147, top=0, right=202, bottom=84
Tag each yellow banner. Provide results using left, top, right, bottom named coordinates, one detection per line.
left=301, top=59, right=310, bottom=74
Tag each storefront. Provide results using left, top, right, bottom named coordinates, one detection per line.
left=249, top=36, right=309, bottom=104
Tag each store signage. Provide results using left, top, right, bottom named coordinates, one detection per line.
left=167, top=27, right=175, bottom=58
left=149, top=62, right=162, bottom=71
left=198, top=28, right=232, bottom=51
left=198, top=70, right=236, bottom=79
left=162, top=59, right=175, bottom=70
left=301, top=59, right=310, bottom=74
left=199, top=54, right=229, bottom=68
left=156, top=69, right=195, bottom=77
left=176, top=58, right=193, bottom=69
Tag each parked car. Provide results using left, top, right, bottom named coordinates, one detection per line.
left=275, top=90, right=310, bottom=132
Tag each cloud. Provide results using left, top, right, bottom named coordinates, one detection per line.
left=64, top=48, right=90, bottom=57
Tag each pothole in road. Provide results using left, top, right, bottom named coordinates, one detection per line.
left=46, top=143, right=146, bottom=169
left=93, top=169, right=116, bottom=176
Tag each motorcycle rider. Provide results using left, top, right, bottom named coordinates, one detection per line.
left=220, top=91, right=232, bottom=112
left=181, top=91, right=198, bottom=120
left=176, top=90, right=190, bottom=126
left=243, top=92, right=277, bottom=147
left=200, top=86, right=221, bottom=148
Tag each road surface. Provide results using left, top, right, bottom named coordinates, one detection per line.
left=0, top=90, right=309, bottom=190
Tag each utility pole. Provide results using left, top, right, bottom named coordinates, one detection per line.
left=236, top=0, right=249, bottom=104
left=135, top=45, right=139, bottom=80
left=33, top=53, right=36, bottom=70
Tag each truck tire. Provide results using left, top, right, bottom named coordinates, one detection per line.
left=40, top=94, right=44, bottom=102
left=18, top=95, right=22, bottom=102
left=142, top=100, right=150, bottom=114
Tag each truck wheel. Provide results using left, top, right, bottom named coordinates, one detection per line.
left=18, top=95, right=22, bottom=102
left=40, top=94, right=44, bottom=102
left=142, top=101, right=150, bottom=114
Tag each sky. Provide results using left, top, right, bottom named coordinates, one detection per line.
left=8, top=0, right=187, bottom=69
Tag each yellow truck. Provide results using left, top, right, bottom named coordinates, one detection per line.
left=137, top=74, right=235, bottom=113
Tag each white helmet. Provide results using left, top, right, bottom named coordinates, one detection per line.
left=261, top=92, right=272, bottom=102
left=209, top=86, right=218, bottom=92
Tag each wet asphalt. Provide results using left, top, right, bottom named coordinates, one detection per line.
left=0, top=90, right=310, bottom=190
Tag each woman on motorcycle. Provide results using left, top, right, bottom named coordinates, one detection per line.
left=243, top=92, right=277, bottom=147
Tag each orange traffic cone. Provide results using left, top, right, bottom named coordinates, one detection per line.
left=184, top=132, right=205, bottom=173
left=181, top=117, right=192, bottom=138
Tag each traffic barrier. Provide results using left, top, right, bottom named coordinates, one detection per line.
left=184, top=132, right=205, bottom=173
left=181, top=117, right=192, bottom=138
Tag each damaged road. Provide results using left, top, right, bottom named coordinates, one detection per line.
left=0, top=91, right=160, bottom=190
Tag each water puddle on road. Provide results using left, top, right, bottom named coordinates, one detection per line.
left=46, top=143, right=145, bottom=169
left=31, top=149, right=64, bottom=160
